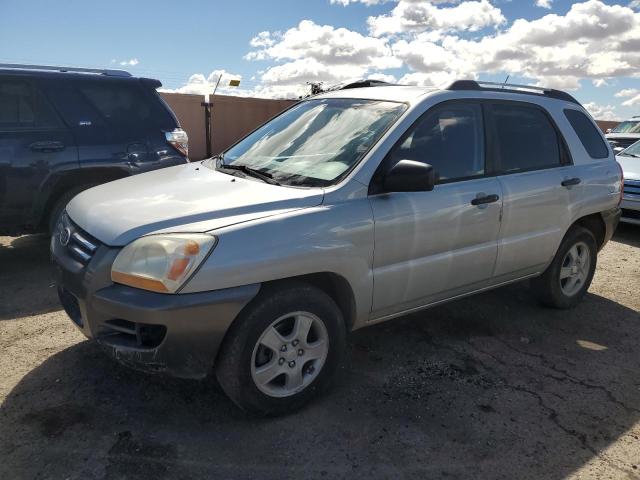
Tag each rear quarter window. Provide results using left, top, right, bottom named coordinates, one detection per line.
left=564, top=109, right=609, bottom=159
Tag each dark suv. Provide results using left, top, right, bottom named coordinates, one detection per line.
left=0, top=64, right=188, bottom=235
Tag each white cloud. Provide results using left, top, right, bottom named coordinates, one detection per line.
left=630, top=1, right=640, bottom=10
left=160, top=70, right=242, bottom=96
left=249, top=31, right=276, bottom=48
left=246, top=20, right=399, bottom=70
left=389, top=1, right=640, bottom=90
left=615, top=88, right=639, bottom=97
left=615, top=89, right=640, bottom=106
left=583, top=102, right=619, bottom=120
left=166, top=0, right=640, bottom=108
left=119, top=58, right=139, bottom=66
left=536, top=0, right=552, bottom=9
left=368, top=0, right=506, bottom=36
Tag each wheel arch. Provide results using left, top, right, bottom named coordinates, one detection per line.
left=259, top=273, right=357, bottom=332
left=572, top=213, right=607, bottom=251
left=36, top=167, right=131, bottom=229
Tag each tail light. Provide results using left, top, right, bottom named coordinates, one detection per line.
left=616, top=161, right=624, bottom=206
left=165, top=128, right=189, bottom=159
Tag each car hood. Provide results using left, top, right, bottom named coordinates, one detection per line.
left=616, top=155, right=640, bottom=181
left=67, top=163, right=324, bottom=246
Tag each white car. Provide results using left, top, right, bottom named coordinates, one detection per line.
left=616, top=140, right=640, bottom=225
left=607, top=116, right=640, bottom=153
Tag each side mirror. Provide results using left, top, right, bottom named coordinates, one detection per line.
left=383, top=159, right=435, bottom=193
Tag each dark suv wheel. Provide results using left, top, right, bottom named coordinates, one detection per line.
left=531, top=226, right=598, bottom=309
left=47, top=186, right=95, bottom=234
left=215, top=282, right=346, bottom=416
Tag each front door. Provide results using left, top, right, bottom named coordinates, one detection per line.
left=369, top=101, right=502, bottom=320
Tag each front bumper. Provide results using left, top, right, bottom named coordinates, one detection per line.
left=51, top=222, right=259, bottom=379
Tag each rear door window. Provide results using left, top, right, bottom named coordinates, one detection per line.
left=564, top=109, right=609, bottom=159
left=79, top=81, right=153, bottom=138
left=0, top=78, right=60, bottom=130
left=490, top=103, right=562, bottom=173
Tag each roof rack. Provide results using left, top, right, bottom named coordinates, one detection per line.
left=0, top=63, right=132, bottom=77
left=447, top=80, right=580, bottom=105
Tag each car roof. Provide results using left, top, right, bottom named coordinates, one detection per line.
left=313, top=85, right=437, bottom=104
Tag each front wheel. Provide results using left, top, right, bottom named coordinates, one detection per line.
left=531, top=226, right=598, bottom=309
left=215, top=282, right=346, bottom=416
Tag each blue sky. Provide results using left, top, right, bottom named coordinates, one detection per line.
left=1, top=0, right=639, bottom=120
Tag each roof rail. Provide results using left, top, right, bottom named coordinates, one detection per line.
left=0, top=63, right=132, bottom=77
left=447, top=79, right=580, bottom=105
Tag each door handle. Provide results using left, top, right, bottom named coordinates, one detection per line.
left=29, top=141, right=65, bottom=152
left=561, top=177, right=581, bottom=187
left=471, top=194, right=500, bottom=206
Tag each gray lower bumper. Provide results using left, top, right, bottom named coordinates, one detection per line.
left=52, top=233, right=260, bottom=379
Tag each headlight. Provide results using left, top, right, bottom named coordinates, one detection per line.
left=111, top=234, right=216, bottom=293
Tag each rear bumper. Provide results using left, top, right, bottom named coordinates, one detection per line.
left=601, top=207, right=622, bottom=245
left=620, top=196, right=640, bottom=225
left=52, top=226, right=259, bottom=379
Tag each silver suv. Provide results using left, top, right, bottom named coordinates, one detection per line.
left=52, top=80, right=622, bottom=415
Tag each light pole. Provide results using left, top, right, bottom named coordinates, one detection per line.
left=202, top=75, right=241, bottom=158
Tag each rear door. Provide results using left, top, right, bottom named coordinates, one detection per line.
left=0, top=75, right=77, bottom=230
left=369, top=101, right=503, bottom=319
left=488, top=101, right=576, bottom=278
left=43, top=77, right=180, bottom=175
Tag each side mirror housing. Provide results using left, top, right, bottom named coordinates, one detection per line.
left=383, top=159, right=435, bottom=193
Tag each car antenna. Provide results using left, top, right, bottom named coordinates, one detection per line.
left=502, top=75, right=510, bottom=89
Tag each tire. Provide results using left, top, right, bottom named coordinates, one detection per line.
left=47, top=186, right=95, bottom=235
left=216, top=281, right=347, bottom=416
left=531, top=226, right=598, bottom=309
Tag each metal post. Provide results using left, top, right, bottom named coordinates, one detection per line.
left=201, top=101, right=212, bottom=158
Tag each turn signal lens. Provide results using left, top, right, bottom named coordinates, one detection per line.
left=111, top=234, right=216, bottom=293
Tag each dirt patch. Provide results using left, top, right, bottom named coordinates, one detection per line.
left=1, top=225, right=639, bottom=479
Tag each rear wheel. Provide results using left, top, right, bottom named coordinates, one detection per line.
left=532, top=226, right=597, bottom=309
left=216, top=282, right=346, bottom=416
left=47, top=186, right=95, bottom=234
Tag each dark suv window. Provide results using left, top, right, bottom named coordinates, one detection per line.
left=79, top=82, right=153, bottom=134
left=387, top=103, right=485, bottom=183
left=491, top=103, right=561, bottom=173
left=564, top=109, right=609, bottom=159
left=0, top=79, right=59, bottom=129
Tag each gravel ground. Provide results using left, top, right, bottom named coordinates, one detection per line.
left=1, top=225, right=639, bottom=480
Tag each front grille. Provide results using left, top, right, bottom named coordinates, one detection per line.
left=99, top=319, right=167, bottom=349
left=623, top=180, right=640, bottom=197
left=59, top=213, right=101, bottom=265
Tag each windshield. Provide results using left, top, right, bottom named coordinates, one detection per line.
left=620, top=140, right=640, bottom=157
left=212, top=98, right=406, bottom=187
left=611, top=120, right=640, bottom=134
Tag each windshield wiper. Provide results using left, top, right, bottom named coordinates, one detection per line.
left=622, top=152, right=640, bottom=158
left=216, top=163, right=281, bottom=186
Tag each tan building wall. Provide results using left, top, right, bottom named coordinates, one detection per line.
left=161, top=92, right=296, bottom=161
left=595, top=120, right=620, bottom=133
